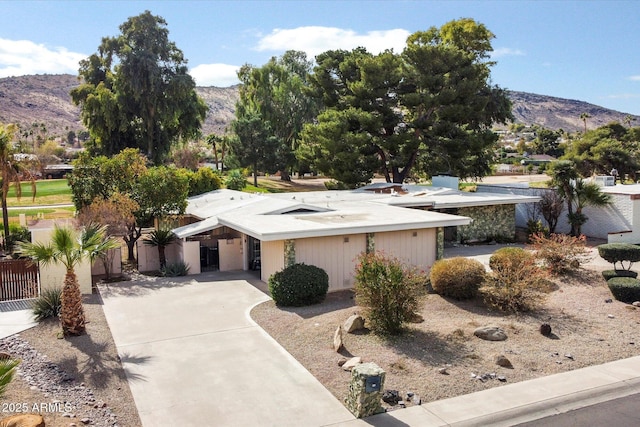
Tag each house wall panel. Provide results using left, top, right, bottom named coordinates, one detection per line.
left=295, top=234, right=366, bottom=291
left=260, top=240, right=285, bottom=283
left=374, top=228, right=436, bottom=273
left=218, top=238, right=243, bottom=271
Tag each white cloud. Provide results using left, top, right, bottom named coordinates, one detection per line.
left=629, top=75, right=640, bottom=81
left=0, top=38, right=86, bottom=77
left=255, top=26, right=410, bottom=57
left=491, top=47, right=525, bottom=58
left=190, top=63, right=240, bottom=87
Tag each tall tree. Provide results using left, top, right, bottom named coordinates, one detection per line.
left=300, top=19, right=512, bottom=187
left=230, top=110, right=280, bottom=187
left=70, top=11, right=208, bottom=164
left=235, top=51, right=320, bottom=180
left=580, top=112, right=591, bottom=134
left=0, top=124, right=37, bottom=251
left=19, top=224, right=118, bottom=335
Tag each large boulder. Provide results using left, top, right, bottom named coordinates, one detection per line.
left=333, top=325, right=343, bottom=352
left=474, top=326, right=508, bottom=341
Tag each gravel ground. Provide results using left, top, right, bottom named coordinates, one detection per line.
left=0, top=293, right=141, bottom=427
left=251, top=266, right=640, bottom=411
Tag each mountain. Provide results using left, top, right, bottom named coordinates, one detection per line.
left=0, top=74, right=637, bottom=138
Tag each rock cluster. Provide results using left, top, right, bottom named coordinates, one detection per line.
left=0, top=335, right=119, bottom=427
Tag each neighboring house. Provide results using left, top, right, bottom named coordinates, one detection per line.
left=163, top=179, right=538, bottom=292
left=477, top=179, right=640, bottom=243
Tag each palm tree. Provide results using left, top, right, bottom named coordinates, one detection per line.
left=0, top=124, right=37, bottom=252
left=0, top=357, right=19, bottom=398
left=579, top=112, right=591, bottom=134
left=570, top=179, right=611, bottom=236
left=143, top=228, right=177, bottom=269
left=19, top=224, right=118, bottom=336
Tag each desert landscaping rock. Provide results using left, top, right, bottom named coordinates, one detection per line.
left=342, top=356, right=362, bottom=371
left=343, top=314, right=365, bottom=333
left=338, top=358, right=347, bottom=367
left=633, top=301, right=640, bottom=307
left=0, top=335, right=119, bottom=427
left=540, top=323, right=552, bottom=336
left=333, top=325, right=343, bottom=352
left=474, top=325, right=508, bottom=341
left=495, top=354, right=514, bottom=368
left=382, top=389, right=401, bottom=405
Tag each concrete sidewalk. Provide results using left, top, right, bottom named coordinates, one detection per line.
left=333, top=355, right=640, bottom=426
left=99, top=272, right=355, bottom=427
left=0, top=300, right=37, bottom=339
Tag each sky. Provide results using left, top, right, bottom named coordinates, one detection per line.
left=1, top=0, right=639, bottom=115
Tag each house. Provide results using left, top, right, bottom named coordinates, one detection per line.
left=147, top=181, right=538, bottom=292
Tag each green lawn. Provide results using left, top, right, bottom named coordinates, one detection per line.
left=5, top=179, right=73, bottom=206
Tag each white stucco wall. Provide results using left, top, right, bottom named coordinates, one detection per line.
left=31, top=228, right=92, bottom=294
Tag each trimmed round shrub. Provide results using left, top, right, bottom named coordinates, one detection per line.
left=598, top=243, right=640, bottom=271
left=268, top=263, right=329, bottom=307
left=430, top=257, right=486, bottom=300
left=607, top=277, right=640, bottom=303
left=489, top=247, right=532, bottom=271
left=601, top=269, right=638, bottom=281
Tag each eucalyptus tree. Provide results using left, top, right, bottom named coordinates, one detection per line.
left=70, top=11, right=207, bottom=164
left=235, top=51, right=320, bottom=180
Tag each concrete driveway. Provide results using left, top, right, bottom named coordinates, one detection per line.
left=99, top=271, right=354, bottom=427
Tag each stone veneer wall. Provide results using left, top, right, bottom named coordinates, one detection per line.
left=344, top=363, right=386, bottom=418
left=457, top=205, right=515, bottom=243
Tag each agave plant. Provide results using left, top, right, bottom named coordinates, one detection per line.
left=0, top=357, right=20, bottom=398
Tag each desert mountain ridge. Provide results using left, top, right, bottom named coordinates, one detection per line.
left=0, top=74, right=637, bottom=139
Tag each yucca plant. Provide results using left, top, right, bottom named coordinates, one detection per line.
left=32, top=287, right=62, bottom=321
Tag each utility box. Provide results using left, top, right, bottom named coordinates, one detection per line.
left=345, top=362, right=386, bottom=418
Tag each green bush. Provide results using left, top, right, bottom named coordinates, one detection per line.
left=225, top=169, right=247, bottom=191
left=607, top=277, right=640, bottom=303
left=597, top=243, right=640, bottom=271
left=601, top=269, right=638, bottom=281
left=268, top=263, right=329, bottom=307
left=188, top=167, right=222, bottom=196
left=32, top=287, right=62, bottom=321
left=161, top=262, right=190, bottom=277
left=430, top=257, right=486, bottom=300
left=354, top=252, right=426, bottom=335
left=481, top=247, right=549, bottom=313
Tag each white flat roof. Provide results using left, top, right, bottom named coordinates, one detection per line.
left=173, top=184, right=538, bottom=240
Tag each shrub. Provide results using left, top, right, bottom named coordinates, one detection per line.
left=354, top=252, right=426, bottom=335
left=268, top=263, right=329, bottom=307
left=528, top=233, right=591, bottom=274
left=601, top=269, right=638, bottom=281
left=597, top=243, right=640, bottom=271
left=607, top=277, right=640, bottom=303
left=32, top=287, right=62, bottom=321
left=526, top=219, right=548, bottom=240
left=161, top=262, right=190, bottom=277
left=430, top=257, right=486, bottom=300
left=225, top=169, right=247, bottom=191
left=481, top=247, right=549, bottom=313
left=188, top=167, right=223, bottom=196
left=0, top=358, right=20, bottom=398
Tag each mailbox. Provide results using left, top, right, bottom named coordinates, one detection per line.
left=365, top=375, right=381, bottom=392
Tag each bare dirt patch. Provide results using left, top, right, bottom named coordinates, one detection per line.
left=251, top=268, right=640, bottom=410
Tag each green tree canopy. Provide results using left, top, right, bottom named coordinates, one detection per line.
left=70, top=10, right=208, bottom=164
left=235, top=51, right=320, bottom=180
left=299, top=18, right=512, bottom=187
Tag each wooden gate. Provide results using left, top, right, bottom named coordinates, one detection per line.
left=0, top=259, right=40, bottom=302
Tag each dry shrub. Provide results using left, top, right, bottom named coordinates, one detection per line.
left=528, top=233, right=592, bottom=275
left=354, top=252, right=426, bottom=335
left=480, top=247, right=549, bottom=313
left=430, top=257, right=486, bottom=300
